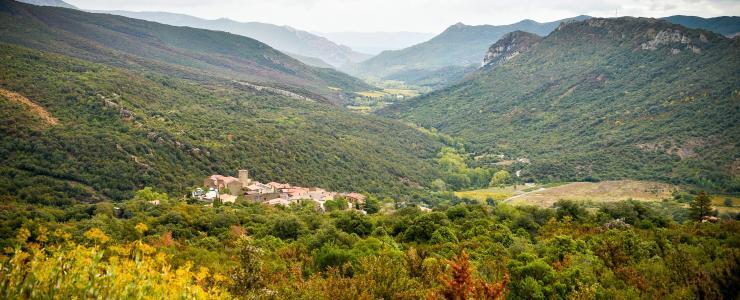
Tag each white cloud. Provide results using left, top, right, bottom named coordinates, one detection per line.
left=67, top=0, right=740, bottom=33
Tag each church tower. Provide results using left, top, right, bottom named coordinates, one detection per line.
left=238, top=169, right=250, bottom=185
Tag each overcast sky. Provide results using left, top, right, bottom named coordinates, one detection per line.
left=66, top=0, right=740, bottom=33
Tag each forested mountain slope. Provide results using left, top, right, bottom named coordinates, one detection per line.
left=0, top=1, right=374, bottom=105
left=382, top=17, right=740, bottom=191
left=0, top=2, right=444, bottom=203
left=345, top=16, right=589, bottom=88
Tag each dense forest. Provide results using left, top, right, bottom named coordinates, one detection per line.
left=0, top=42, right=446, bottom=203
left=0, top=189, right=738, bottom=299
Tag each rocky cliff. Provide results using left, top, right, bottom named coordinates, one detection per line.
left=482, top=30, right=542, bottom=67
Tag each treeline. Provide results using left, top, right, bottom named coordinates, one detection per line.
left=0, top=189, right=738, bottom=299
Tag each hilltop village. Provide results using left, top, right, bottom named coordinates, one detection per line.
left=191, top=169, right=366, bottom=211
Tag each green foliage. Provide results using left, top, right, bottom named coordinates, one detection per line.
left=324, top=198, right=349, bottom=212
left=690, top=191, right=714, bottom=220
left=383, top=17, right=740, bottom=192
left=0, top=189, right=738, bottom=299
left=230, top=236, right=264, bottom=295
left=270, top=216, right=305, bottom=240
left=0, top=42, right=443, bottom=202
left=333, top=211, right=374, bottom=237
left=490, top=170, right=511, bottom=187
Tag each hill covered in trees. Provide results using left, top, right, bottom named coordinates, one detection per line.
left=0, top=0, right=374, bottom=105
left=0, top=1, right=445, bottom=203
left=382, top=17, right=740, bottom=192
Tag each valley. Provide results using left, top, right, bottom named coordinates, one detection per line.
left=0, top=1, right=739, bottom=299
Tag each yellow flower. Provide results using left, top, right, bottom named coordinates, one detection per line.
left=16, top=227, right=31, bottom=244
left=135, top=223, right=149, bottom=235
left=84, top=228, right=110, bottom=244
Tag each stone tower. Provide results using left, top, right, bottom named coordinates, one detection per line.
left=238, top=169, right=250, bottom=185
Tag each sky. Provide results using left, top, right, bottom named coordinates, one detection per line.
left=67, top=0, right=740, bottom=33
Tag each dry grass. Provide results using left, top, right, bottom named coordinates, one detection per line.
left=454, top=184, right=534, bottom=202
left=506, top=180, right=676, bottom=208
left=711, top=195, right=740, bottom=207
left=0, top=87, right=59, bottom=125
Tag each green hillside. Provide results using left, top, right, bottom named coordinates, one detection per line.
left=0, top=0, right=374, bottom=105
left=345, top=16, right=589, bottom=88
left=382, top=17, right=740, bottom=191
left=0, top=2, right=444, bottom=204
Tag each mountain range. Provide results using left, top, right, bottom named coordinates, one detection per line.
left=0, top=1, right=378, bottom=105
left=382, top=17, right=740, bottom=191
left=16, top=0, right=73, bottom=9
left=317, top=31, right=436, bottom=55
left=346, top=15, right=740, bottom=90
left=663, top=15, right=740, bottom=37
left=91, top=10, right=371, bottom=69
left=344, top=16, right=590, bottom=88
left=0, top=0, right=442, bottom=202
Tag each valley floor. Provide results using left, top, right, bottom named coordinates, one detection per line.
left=456, top=180, right=676, bottom=208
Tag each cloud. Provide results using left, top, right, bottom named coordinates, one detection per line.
left=67, top=0, right=740, bottom=32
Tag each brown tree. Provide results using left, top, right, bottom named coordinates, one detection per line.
left=436, top=251, right=508, bottom=300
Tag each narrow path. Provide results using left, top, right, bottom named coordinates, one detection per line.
left=504, top=187, right=546, bottom=203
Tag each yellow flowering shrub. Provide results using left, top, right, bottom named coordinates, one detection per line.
left=0, top=228, right=231, bottom=299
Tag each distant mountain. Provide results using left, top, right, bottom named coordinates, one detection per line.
left=285, top=52, right=334, bottom=68
left=0, top=2, right=375, bottom=104
left=382, top=17, right=740, bottom=191
left=0, top=0, right=443, bottom=202
left=318, top=31, right=436, bottom=55
left=663, top=15, right=740, bottom=37
left=16, top=0, right=75, bottom=9
left=345, top=16, right=590, bottom=88
left=94, top=10, right=372, bottom=68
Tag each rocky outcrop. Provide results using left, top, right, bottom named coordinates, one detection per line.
left=483, top=31, right=541, bottom=67
left=640, top=28, right=705, bottom=53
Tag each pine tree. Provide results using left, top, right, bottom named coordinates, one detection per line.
left=690, top=191, right=713, bottom=221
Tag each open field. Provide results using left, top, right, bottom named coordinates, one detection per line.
left=504, top=180, right=677, bottom=208
left=455, top=184, right=538, bottom=202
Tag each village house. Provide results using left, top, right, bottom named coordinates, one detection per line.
left=267, top=182, right=291, bottom=190
left=203, top=169, right=252, bottom=196
left=246, top=181, right=275, bottom=194
left=244, top=192, right=285, bottom=202
left=195, top=168, right=367, bottom=212
left=343, top=192, right=366, bottom=209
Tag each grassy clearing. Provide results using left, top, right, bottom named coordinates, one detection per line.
left=711, top=195, right=740, bottom=207
left=506, top=180, right=676, bottom=208
left=454, top=184, right=535, bottom=202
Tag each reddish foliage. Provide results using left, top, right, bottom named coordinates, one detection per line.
left=436, top=251, right=508, bottom=300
